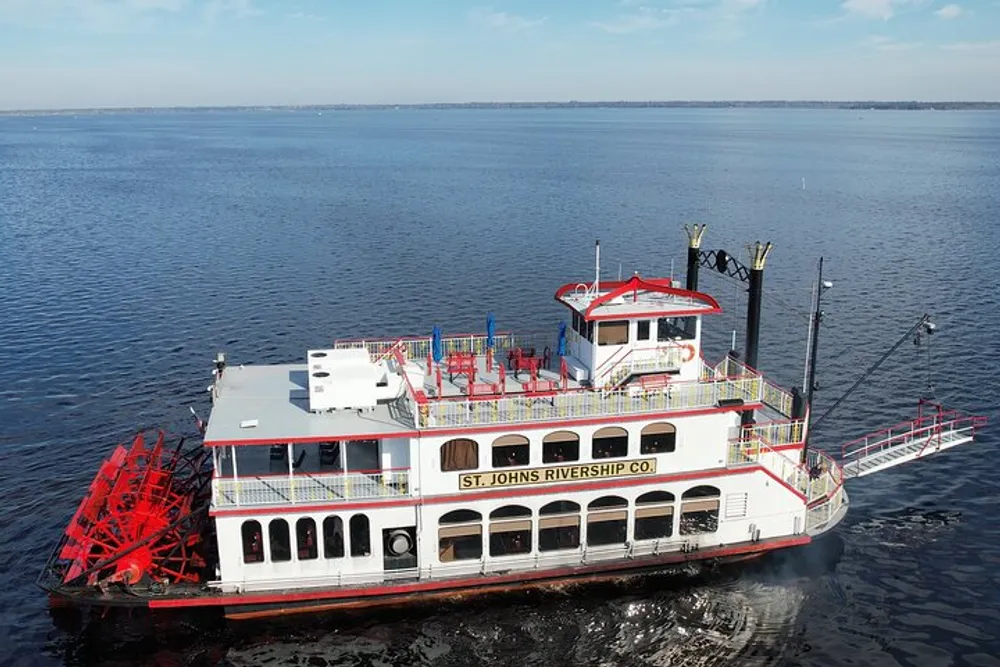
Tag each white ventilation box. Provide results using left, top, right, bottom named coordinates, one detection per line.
left=307, top=348, right=379, bottom=412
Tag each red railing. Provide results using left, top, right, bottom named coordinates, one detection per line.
left=841, top=411, right=987, bottom=463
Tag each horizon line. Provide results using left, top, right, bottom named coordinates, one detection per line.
left=3, top=99, right=1000, bottom=115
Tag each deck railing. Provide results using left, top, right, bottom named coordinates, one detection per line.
left=334, top=332, right=528, bottom=363
left=420, top=373, right=763, bottom=428
left=841, top=412, right=987, bottom=467
left=212, top=469, right=410, bottom=508
left=727, top=433, right=840, bottom=506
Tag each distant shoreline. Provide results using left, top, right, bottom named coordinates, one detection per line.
left=2, top=100, right=1000, bottom=115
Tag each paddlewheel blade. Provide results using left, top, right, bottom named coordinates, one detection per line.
left=48, top=429, right=212, bottom=589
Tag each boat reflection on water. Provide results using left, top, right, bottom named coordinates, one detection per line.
left=47, top=534, right=846, bottom=667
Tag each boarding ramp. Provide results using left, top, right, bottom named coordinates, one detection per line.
left=841, top=406, right=986, bottom=480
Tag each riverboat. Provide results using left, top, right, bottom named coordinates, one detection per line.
left=39, top=225, right=987, bottom=620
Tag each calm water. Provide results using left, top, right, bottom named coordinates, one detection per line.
left=2, top=108, right=999, bottom=666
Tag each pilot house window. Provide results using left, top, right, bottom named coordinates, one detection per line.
left=657, top=316, right=696, bottom=341
left=597, top=320, right=629, bottom=346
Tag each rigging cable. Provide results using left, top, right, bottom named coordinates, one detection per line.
left=811, top=313, right=931, bottom=431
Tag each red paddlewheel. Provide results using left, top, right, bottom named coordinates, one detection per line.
left=56, top=430, right=210, bottom=588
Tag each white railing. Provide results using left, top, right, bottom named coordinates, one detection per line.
left=334, top=332, right=524, bottom=363
left=727, top=434, right=841, bottom=506
left=740, top=420, right=806, bottom=448
left=806, top=484, right=846, bottom=532
left=213, top=470, right=410, bottom=508
left=220, top=533, right=776, bottom=593
left=420, top=374, right=763, bottom=428
left=762, top=380, right=795, bottom=417
left=600, top=347, right=690, bottom=390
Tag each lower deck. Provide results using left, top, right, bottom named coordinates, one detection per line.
left=209, top=466, right=842, bottom=595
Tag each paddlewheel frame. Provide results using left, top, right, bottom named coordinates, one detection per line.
left=39, top=429, right=213, bottom=598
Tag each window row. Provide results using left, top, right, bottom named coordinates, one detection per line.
left=440, top=423, right=677, bottom=472
left=569, top=314, right=697, bottom=345
left=241, top=514, right=371, bottom=565
left=438, top=486, right=720, bottom=562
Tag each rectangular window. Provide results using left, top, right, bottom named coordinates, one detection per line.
left=597, top=320, right=629, bottom=346
left=634, top=506, right=674, bottom=540
left=586, top=511, right=628, bottom=546
left=489, top=521, right=532, bottom=556
left=543, top=433, right=580, bottom=463
left=439, top=525, right=483, bottom=562
left=637, top=320, right=650, bottom=341
left=492, top=435, right=529, bottom=467
left=539, top=516, right=581, bottom=551
left=657, top=316, right=696, bottom=341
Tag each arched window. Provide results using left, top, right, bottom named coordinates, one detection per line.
left=241, top=520, right=263, bottom=564
left=438, top=509, right=483, bottom=562
left=492, top=435, right=529, bottom=468
left=543, top=431, right=580, bottom=463
left=539, top=501, right=581, bottom=551
left=269, top=518, right=291, bottom=562
left=296, top=517, right=318, bottom=560
left=587, top=496, right=628, bottom=546
left=441, top=438, right=478, bottom=472
left=323, top=516, right=344, bottom=559
left=489, top=505, right=532, bottom=556
left=350, top=514, right=371, bottom=556
left=680, top=485, right=720, bottom=535
left=587, top=495, right=628, bottom=546
left=641, top=423, right=676, bottom=454
left=592, top=426, right=628, bottom=459
left=634, top=491, right=675, bottom=540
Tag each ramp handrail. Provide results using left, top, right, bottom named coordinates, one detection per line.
left=841, top=413, right=987, bottom=464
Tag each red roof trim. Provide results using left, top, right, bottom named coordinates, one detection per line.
left=554, top=275, right=722, bottom=321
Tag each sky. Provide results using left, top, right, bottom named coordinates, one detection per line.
left=0, top=0, right=998, bottom=109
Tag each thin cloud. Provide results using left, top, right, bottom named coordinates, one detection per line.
left=840, top=0, right=925, bottom=21
left=940, top=39, right=1000, bottom=51
left=866, top=34, right=922, bottom=50
left=591, top=8, right=675, bottom=34
left=468, top=7, right=546, bottom=31
left=934, top=4, right=962, bottom=19
left=204, top=0, right=261, bottom=22
left=592, top=0, right=763, bottom=35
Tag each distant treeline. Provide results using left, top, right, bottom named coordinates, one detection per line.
left=4, top=100, right=1000, bottom=115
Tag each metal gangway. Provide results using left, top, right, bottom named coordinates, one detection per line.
left=840, top=403, right=987, bottom=479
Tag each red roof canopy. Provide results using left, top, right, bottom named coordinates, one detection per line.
left=554, top=275, right=722, bottom=322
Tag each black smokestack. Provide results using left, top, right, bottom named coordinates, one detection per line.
left=683, top=223, right=706, bottom=291
left=743, top=241, right=772, bottom=372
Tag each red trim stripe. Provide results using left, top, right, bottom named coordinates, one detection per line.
left=148, top=534, right=811, bottom=610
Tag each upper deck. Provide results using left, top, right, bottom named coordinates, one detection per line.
left=202, top=329, right=796, bottom=446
